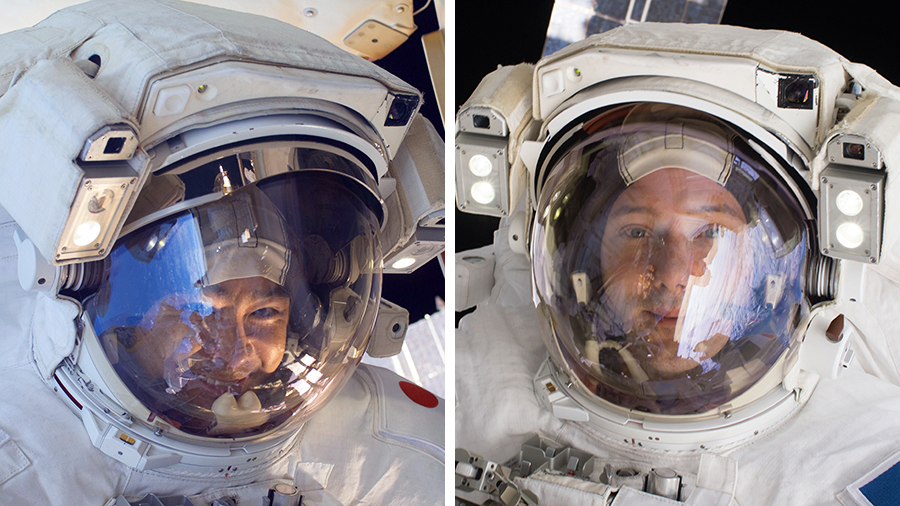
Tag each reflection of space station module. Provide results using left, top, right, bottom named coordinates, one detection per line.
left=0, top=1, right=443, bottom=504
left=456, top=23, right=900, bottom=506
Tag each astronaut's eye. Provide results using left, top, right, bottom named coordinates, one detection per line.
left=628, top=228, right=647, bottom=239
left=250, top=307, right=282, bottom=319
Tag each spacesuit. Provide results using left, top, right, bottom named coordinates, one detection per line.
left=456, top=23, right=900, bottom=506
left=0, top=1, right=443, bottom=504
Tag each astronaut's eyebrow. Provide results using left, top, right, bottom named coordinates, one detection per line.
left=203, top=283, right=286, bottom=300
left=609, top=204, right=654, bottom=217
left=694, top=203, right=745, bottom=222
left=611, top=203, right=743, bottom=220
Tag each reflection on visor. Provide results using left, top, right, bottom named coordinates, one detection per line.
left=533, top=104, right=809, bottom=416
left=84, top=171, right=382, bottom=438
left=172, top=140, right=384, bottom=224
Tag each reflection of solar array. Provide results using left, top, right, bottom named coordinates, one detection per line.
left=544, top=0, right=728, bottom=56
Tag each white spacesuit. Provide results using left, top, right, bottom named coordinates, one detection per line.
left=455, top=23, right=900, bottom=506
left=0, top=1, right=443, bottom=504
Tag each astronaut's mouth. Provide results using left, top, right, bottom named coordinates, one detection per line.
left=176, top=374, right=252, bottom=409
left=201, top=375, right=244, bottom=390
left=648, top=309, right=681, bottom=328
left=186, top=360, right=270, bottom=396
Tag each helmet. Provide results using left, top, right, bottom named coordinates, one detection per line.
left=81, top=149, right=382, bottom=441
left=53, top=136, right=389, bottom=469
left=532, top=103, right=811, bottom=420
left=2, top=0, right=443, bottom=473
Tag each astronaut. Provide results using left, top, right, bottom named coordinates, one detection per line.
left=455, top=22, right=900, bottom=506
left=0, top=1, right=443, bottom=504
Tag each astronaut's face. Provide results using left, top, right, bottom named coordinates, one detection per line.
left=599, top=168, right=746, bottom=377
left=132, top=276, right=290, bottom=407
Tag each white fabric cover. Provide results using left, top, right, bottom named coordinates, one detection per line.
left=0, top=0, right=412, bottom=113
left=517, top=472, right=611, bottom=505
left=460, top=63, right=536, bottom=161
left=394, top=114, right=445, bottom=223
left=456, top=219, right=900, bottom=505
left=455, top=244, right=496, bottom=311
left=534, top=23, right=850, bottom=143
left=382, top=113, right=446, bottom=259
left=31, top=292, right=79, bottom=380
left=0, top=57, right=141, bottom=262
left=532, top=23, right=900, bottom=303
left=0, top=0, right=421, bottom=263
left=0, top=206, right=443, bottom=504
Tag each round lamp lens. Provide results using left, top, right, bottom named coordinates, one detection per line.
left=73, top=221, right=102, bottom=247
left=391, top=257, right=416, bottom=269
left=468, top=154, right=493, bottom=177
left=836, top=222, right=864, bottom=249
left=836, top=190, right=864, bottom=216
left=471, top=182, right=496, bottom=204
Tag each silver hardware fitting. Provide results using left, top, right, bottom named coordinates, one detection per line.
left=455, top=448, right=538, bottom=506
left=457, top=435, right=687, bottom=504
left=266, top=484, right=302, bottom=506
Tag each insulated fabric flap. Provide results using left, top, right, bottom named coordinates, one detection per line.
left=0, top=57, right=133, bottom=261
left=611, top=486, right=680, bottom=505
left=532, top=23, right=849, bottom=134
left=0, top=0, right=416, bottom=120
left=32, top=294, right=80, bottom=378
left=294, top=462, right=334, bottom=491
left=395, top=114, right=445, bottom=224
left=0, top=428, right=30, bottom=486
left=695, top=453, right=738, bottom=495
left=516, top=472, right=611, bottom=506
left=0, top=10, right=103, bottom=95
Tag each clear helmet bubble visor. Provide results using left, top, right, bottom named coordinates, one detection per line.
left=83, top=168, right=382, bottom=439
left=532, top=104, right=810, bottom=416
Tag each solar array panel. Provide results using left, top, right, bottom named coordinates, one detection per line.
left=544, top=0, right=729, bottom=55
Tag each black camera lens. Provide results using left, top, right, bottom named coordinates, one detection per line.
left=843, top=142, right=865, bottom=160
left=103, top=137, right=126, bottom=154
left=384, top=94, right=420, bottom=127
left=388, top=102, right=408, bottom=121
left=778, top=76, right=816, bottom=110
left=784, top=83, right=809, bottom=105
left=472, top=114, right=491, bottom=129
